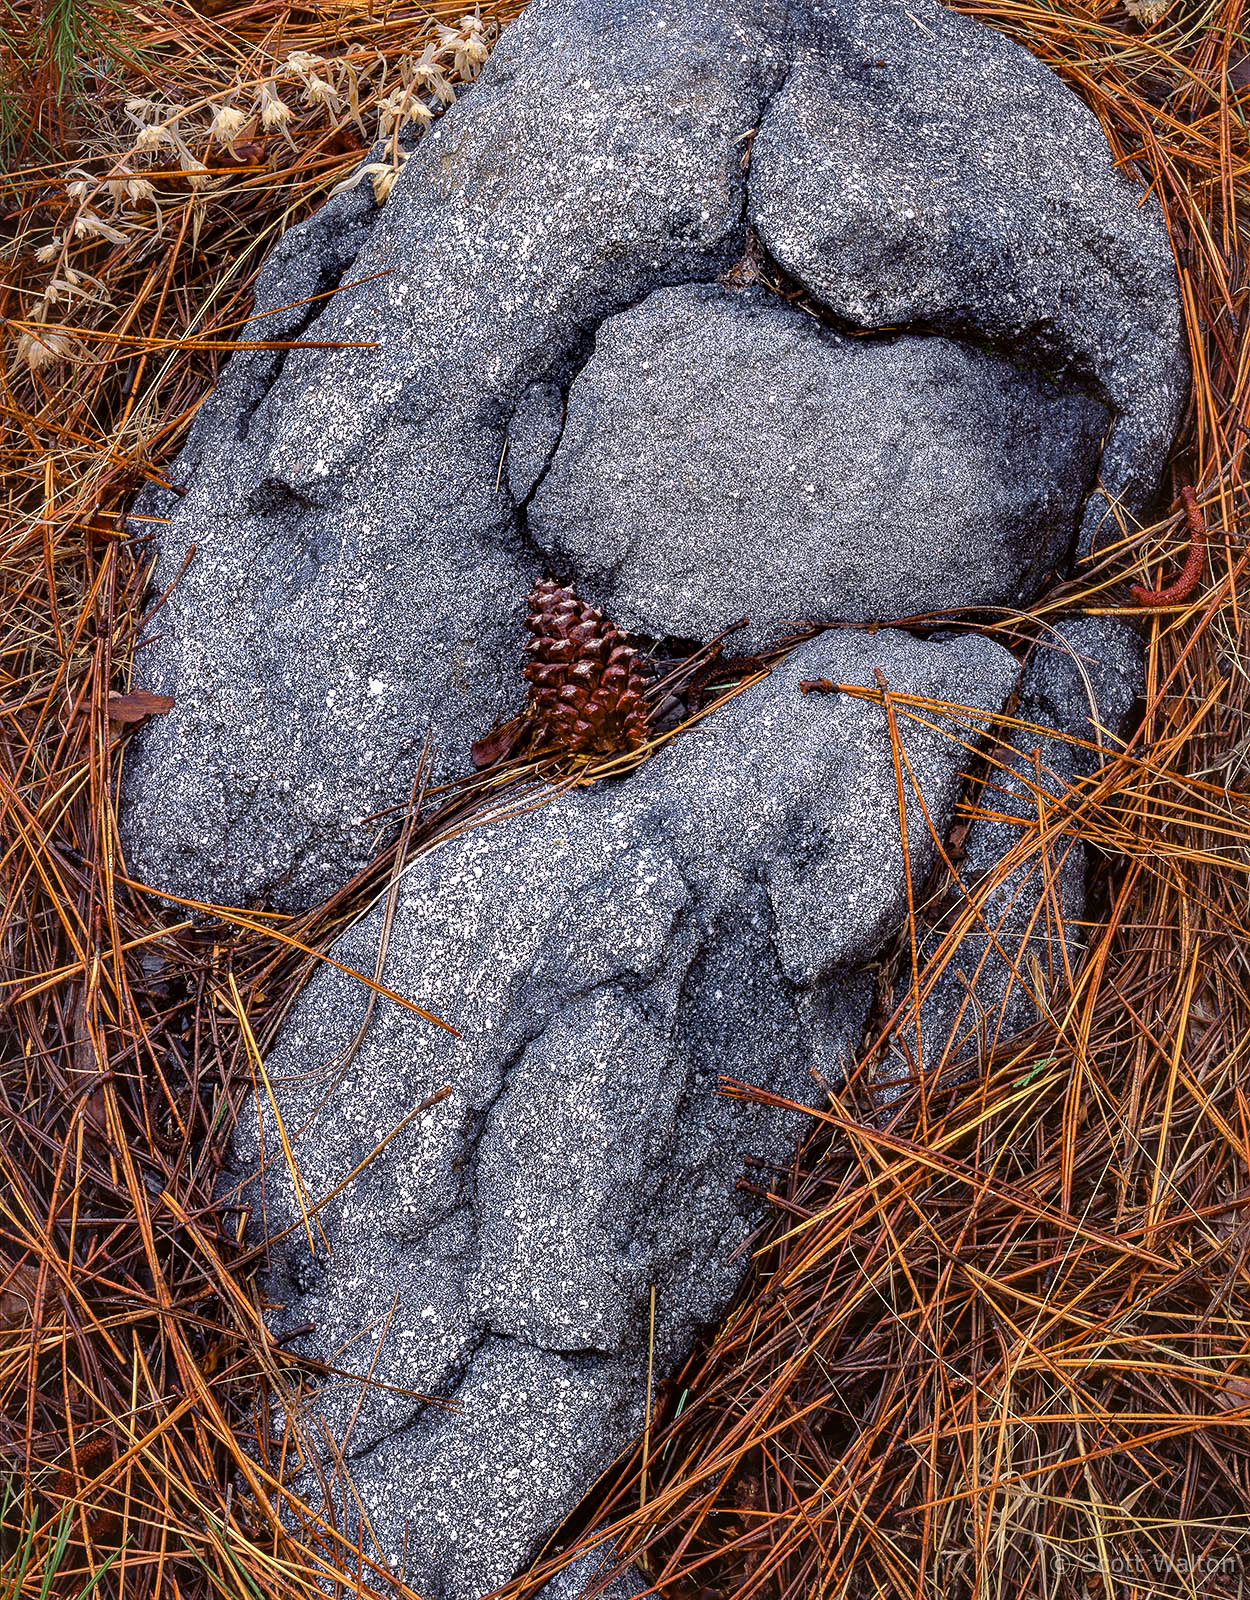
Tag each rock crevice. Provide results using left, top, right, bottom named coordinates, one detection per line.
left=528, top=282, right=1109, bottom=652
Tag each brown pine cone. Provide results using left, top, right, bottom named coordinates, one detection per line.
left=523, top=578, right=651, bottom=756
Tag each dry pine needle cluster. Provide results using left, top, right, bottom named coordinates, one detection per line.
left=2, top=2, right=1249, bottom=1599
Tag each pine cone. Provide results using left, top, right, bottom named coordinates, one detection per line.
left=523, top=578, right=651, bottom=756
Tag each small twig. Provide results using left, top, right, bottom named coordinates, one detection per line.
left=1131, top=486, right=1207, bottom=607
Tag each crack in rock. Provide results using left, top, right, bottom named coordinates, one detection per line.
left=122, top=0, right=793, bottom=909
left=878, top=615, right=1144, bottom=1095
left=747, top=0, right=1187, bottom=553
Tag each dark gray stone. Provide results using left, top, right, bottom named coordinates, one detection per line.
left=237, top=627, right=1019, bottom=1596
left=878, top=615, right=1143, bottom=1091
left=536, top=1542, right=648, bottom=1600
left=121, top=0, right=791, bottom=909
left=120, top=0, right=1184, bottom=913
left=529, top=283, right=1108, bottom=649
left=749, top=0, right=1188, bottom=553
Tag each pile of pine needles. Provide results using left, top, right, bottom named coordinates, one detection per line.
left=2, top=0, right=1248, bottom=1596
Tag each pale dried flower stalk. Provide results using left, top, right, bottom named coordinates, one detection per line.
left=208, top=104, right=249, bottom=150
left=14, top=14, right=501, bottom=375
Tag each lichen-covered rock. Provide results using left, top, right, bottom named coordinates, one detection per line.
left=120, top=0, right=1173, bottom=1576
left=530, top=284, right=1108, bottom=648
left=749, top=0, right=1187, bottom=553
left=880, top=616, right=1143, bottom=1089
left=120, top=0, right=1184, bottom=912
left=237, top=628, right=1019, bottom=1597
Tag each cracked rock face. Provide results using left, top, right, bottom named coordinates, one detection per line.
left=750, top=1, right=1188, bottom=554
left=121, top=0, right=790, bottom=910
left=238, top=629, right=1020, bottom=1598
left=120, top=0, right=1183, bottom=911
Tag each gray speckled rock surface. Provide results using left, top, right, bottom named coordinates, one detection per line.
left=122, top=0, right=790, bottom=909
left=880, top=615, right=1143, bottom=1088
left=535, top=1542, right=648, bottom=1600
left=238, top=628, right=1019, bottom=1597
left=120, top=0, right=1184, bottom=911
left=507, top=380, right=567, bottom=505
left=750, top=0, right=1188, bottom=553
left=530, top=284, right=1108, bottom=648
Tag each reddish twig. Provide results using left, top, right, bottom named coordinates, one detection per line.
left=1131, top=486, right=1208, bottom=607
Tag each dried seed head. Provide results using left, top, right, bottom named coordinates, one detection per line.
left=104, top=163, right=134, bottom=208
left=258, top=83, right=293, bottom=131
left=303, top=74, right=341, bottom=113
left=368, top=162, right=403, bottom=203
left=411, top=44, right=456, bottom=104
left=451, top=17, right=491, bottom=75
left=123, top=175, right=157, bottom=207
left=285, top=49, right=325, bottom=79
left=208, top=104, right=248, bottom=148
left=42, top=276, right=88, bottom=307
left=71, top=211, right=128, bottom=243
left=134, top=122, right=172, bottom=152
left=377, top=87, right=433, bottom=137
left=376, top=92, right=402, bottom=137
left=15, top=326, right=73, bottom=372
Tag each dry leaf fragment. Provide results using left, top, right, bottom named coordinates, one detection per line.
left=471, top=713, right=529, bottom=770
left=1215, top=1372, right=1250, bottom=1411
left=108, top=689, right=174, bottom=723
left=0, top=1260, right=41, bottom=1327
left=1125, top=0, right=1172, bottom=22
